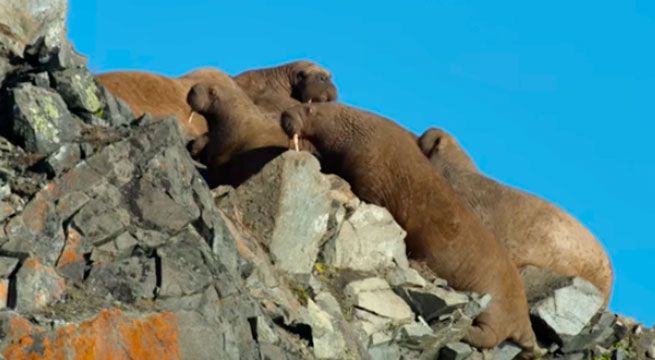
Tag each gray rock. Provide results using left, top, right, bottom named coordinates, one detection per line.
left=368, top=344, right=402, bottom=360
left=322, top=202, right=408, bottom=272
left=96, top=84, right=134, bottom=126
left=561, top=352, right=586, bottom=360
left=51, top=68, right=103, bottom=114
left=493, top=341, right=522, bottom=360
left=157, top=227, right=214, bottom=298
left=612, top=348, right=627, bottom=360
left=9, top=83, right=82, bottom=154
left=345, top=277, right=414, bottom=322
left=0, top=0, right=68, bottom=57
left=385, top=266, right=427, bottom=288
left=15, top=258, right=65, bottom=312
left=531, top=277, right=604, bottom=338
left=396, top=285, right=470, bottom=322
left=41, top=142, right=81, bottom=176
left=3, top=193, right=65, bottom=266
left=306, top=299, right=347, bottom=359
left=26, top=72, right=51, bottom=88
left=463, top=293, right=492, bottom=319
left=86, top=255, right=157, bottom=303
left=255, top=316, right=280, bottom=344
left=440, top=342, right=473, bottom=360
left=71, top=188, right=131, bottom=246
left=226, top=151, right=333, bottom=275
left=0, top=201, right=15, bottom=222
left=560, top=311, right=616, bottom=353
left=648, top=343, right=655, bottom=359
left=0, top=257, right=19, bottom=277
left=401, top=320, right=434, bottom=339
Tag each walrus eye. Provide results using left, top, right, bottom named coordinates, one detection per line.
left=318, top=74, right=328, bottom=82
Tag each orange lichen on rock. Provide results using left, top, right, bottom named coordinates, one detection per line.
left=2, top=308, right=181, bottom=360
left=56, top=229, right=84, bottom=269
left=0, top=279, right=8, bottom=309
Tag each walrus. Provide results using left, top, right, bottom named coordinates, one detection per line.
left=233, top=60, right=337, bottom=114
left=95, top=68, right=234, bottom=140
left=280, top=103, right=537, bottom=351
left=186, top=82, right=318, bottom=187
left=418, top=128, right=614, bottom=303
left=187, top=60, right=338, bottom=162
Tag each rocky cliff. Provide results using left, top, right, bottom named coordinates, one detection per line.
left=0, top=2, right=653, bottom=360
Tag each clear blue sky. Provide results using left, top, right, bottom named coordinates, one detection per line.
left=68, top=1, right=655, bottom=325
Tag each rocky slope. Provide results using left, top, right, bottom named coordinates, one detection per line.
left=0, top=2, right=654, bottom=360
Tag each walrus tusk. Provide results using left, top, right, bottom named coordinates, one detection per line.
left=307, top=99, right=312, bottom=104
left=187, top=111, right=195, bottom=123
left=293, top=134, right=300, bottom=151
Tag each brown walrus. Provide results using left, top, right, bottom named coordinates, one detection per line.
left=418, top=128, right=614, bottom=303
left=95, top=68, right=234, bottom=140
left=186, top=81, right=318, bottom=187
left=280, top=103, right=537, bottom=351
left=233, top=60, right=337, bottom=114
left=187, top=60, right=338, bottom=161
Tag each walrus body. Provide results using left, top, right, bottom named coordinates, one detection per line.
left=281, top=103, right=537, bottom=350
left=418, top=128, right=614, bottom=303
left=96, top=68, right=233, bottom=140
left=187, top=82, right=317, bottom=187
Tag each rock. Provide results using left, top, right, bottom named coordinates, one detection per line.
left=560, top=311, right=616, bottom=353
left=0, top=309, right=181, bottom=359
left=493, top=341, right=522, bottom=360
left=0, top=0, right=68, bottom=56
left=396, top=285, right=470, bottom=322
left=306, top=299, right=347, bottom=359
left=345, top=277, right=414, bottom=322
left=3, top=191, right=66, bottom=266
left=40, top=142, right=81, bottom=176
left=439, top=342, right=473, bottom=360
left=25, top=71, right=51, bottom=88
left=8, top=83, right=82, bottom=154
left=157, top=227, right=215, bottom=298
left=15, top=258, right=65, bottom=312
left=55, top=228, right=86, bottom=281
left=322, top=202, right=408, bottom=272
left=223, top=151, right=333, bottom=275
left=368, top=344, right=402, bottom=360
left=86, top=254, right=157, bottom=303
left=612, top=348, right=627, bottom=360
left=401, top=321, right=434, bottom=339
left=463, top=293, right=492, bottom=319
left=96, top=83, right=134, bottom=126
left=648, top=343, right=655, bottom=359
left=0, top=279, right=8, bottom=309
left=255, top=316, right=280, bottom=344
left=0, top=256, right=19, bottom=277
left=385, top=266, right=427, bottom=288
left=531, top=277, right=604, bottom=339
left=51, top=68, right=103, bottom=114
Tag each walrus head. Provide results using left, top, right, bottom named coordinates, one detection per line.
left=418, top=128, right=478, bottom=173
left=288, top=61, right=338, bottom=104
left=281, top=104, right=315, bottom=140
left=187, top=82, right=219, bottom=115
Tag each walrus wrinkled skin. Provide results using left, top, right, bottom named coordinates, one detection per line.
left=96, top=68, right=233, bottom=140
left=187, top=81, right=317, bottom=187
left=418, top=128, right=614, bottom=303
left=233, top=60, right=337, bottom=114
left=280, top=103, right=537, bottom=350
